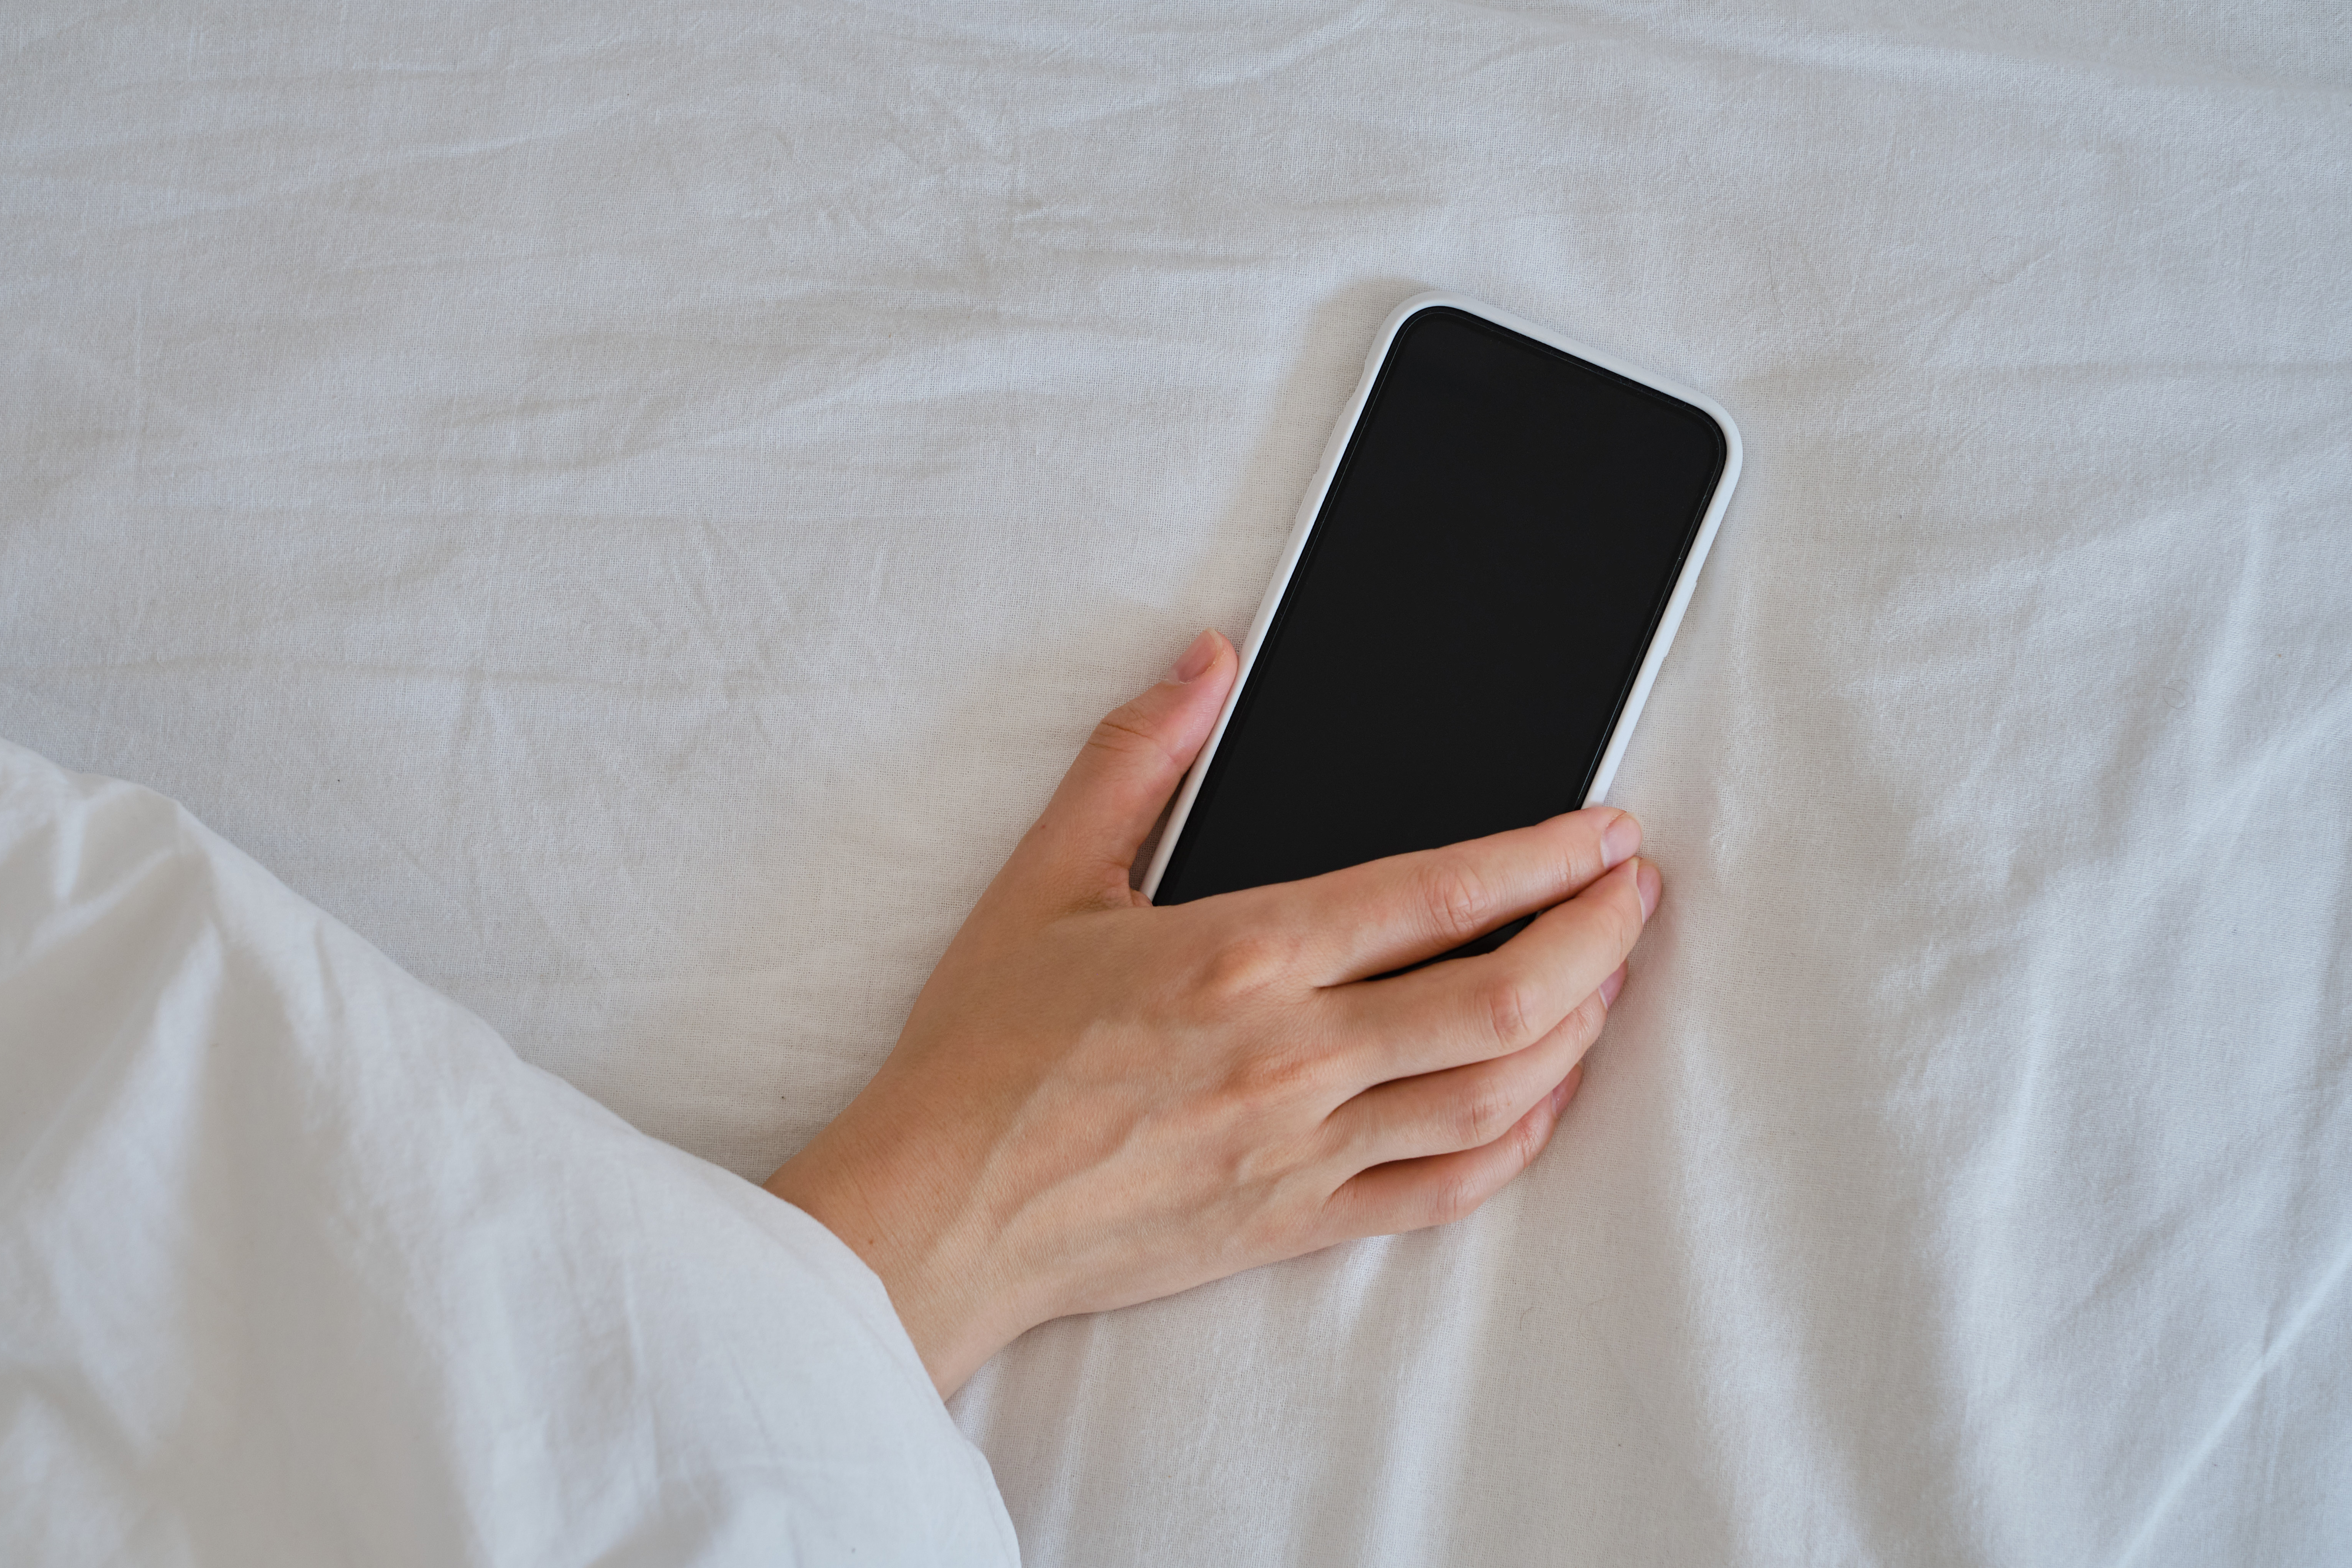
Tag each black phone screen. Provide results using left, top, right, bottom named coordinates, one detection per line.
left=1152, top=306, right=1727, bottom=909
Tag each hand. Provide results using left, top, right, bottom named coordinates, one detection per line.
left=766, top=628, right=1660, bottom=1396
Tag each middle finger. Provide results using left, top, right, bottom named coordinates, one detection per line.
left=1324, top=856, right=1655, bottom=1087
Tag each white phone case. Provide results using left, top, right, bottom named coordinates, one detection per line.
left=1140, top=291, right=1744, bottom=901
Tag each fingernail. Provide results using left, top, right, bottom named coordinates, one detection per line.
left=1599, top=964, right=1626, bottom=1008
left=1170, top=628, right=1219, bottom=683
left=1550, top=1062, right=1583, bottom=1116
left=1600, top=810, right=1641, bottom=870
left=1635, top=860, right=1661, bottom=920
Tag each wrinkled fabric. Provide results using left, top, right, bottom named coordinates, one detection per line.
left=0, top=741, right=1019, bottom=1565
left=2, top=2, right=2347, bottom=1563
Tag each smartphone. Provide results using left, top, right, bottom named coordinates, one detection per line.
left=1141, top=292, right=1741, bottom=950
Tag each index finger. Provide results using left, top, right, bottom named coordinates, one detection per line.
left=1249, top=806, right=1642, bottom=983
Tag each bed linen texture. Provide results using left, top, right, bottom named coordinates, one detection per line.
left=3, top=2, right=2348, bottom=1563
left=0, top=741, right=1020, bottom=1565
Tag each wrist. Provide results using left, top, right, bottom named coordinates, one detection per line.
left=766, top=1102, right=1039, bottom=1397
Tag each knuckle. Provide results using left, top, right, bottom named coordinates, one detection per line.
left=1452, top=1079, right=1519, bottom=1148
left=1427, top=1170, right=1488, bottom=1228
left=1197, top=929, right=1303, bottom=1004
left=1481, top=972, right=1536, bottom=1052
left=1417, top=858, right=1494, bottom=944
left=1084, top=709, right=1176, bottom=773
left=1511, top=1104, right=1550, bottom=1167
left=1541, top=813, right=1601, bottom=884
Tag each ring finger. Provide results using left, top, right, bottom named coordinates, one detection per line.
left=1323, top=964, right=1624, bottom=1171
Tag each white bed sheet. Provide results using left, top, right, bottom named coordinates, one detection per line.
left=3, top=2, right=2348, bottom=1562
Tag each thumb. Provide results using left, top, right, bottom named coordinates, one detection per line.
left=1021, top=628, right=1236, bottom=906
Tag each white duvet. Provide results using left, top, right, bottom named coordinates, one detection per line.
left=3, top=1, right=2349, bottom=1563
left=0, top=742, right=1016, bottom=1564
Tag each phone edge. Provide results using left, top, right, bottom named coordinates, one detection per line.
left=1139, top=289, right=1743, bottom=899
